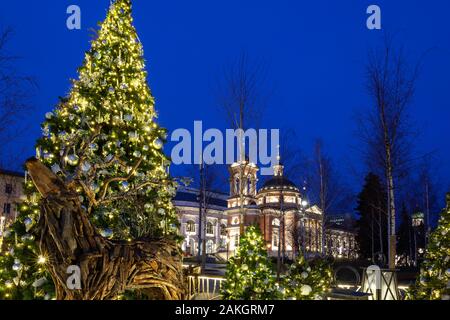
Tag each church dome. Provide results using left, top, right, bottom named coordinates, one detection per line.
left=260, top=176, right=299, bottom=192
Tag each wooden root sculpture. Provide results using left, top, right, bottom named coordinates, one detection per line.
left=25, top=158, right=185, bottom=300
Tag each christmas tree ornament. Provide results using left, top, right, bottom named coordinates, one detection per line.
left=90, top=183, right=100, bottom=193
left=133, top=151, right=141, bottom=158
left=89, top=143, right=99, bottom=151
left=128, top=131, right=138, bottom=140
left=153, top=138, right=163, bottom=149
left=300, top=285, right=312, bottom=296
left=81, top=162, right=92, bottom=172
left=12, top=260, right=22, bottom=271
left=105, top=154, right=114, bottom=162
left=100, top=228, right=113, bottom=238
left=51, top=163, right=62, bottom=174
left=119, top=181, right=130, bottom=192
left=67, top=154, right=79, bottom=166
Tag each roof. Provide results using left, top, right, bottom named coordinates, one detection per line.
left=173, top=188, right=228, bottom=208
left=0, top=169, right=23, bottom=178
left=259, top=176, right=299, bottom=192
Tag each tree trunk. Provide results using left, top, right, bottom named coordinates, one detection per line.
left=26, top=158, right=185, bottom=300
left=386, top=163, right=397, bottom=269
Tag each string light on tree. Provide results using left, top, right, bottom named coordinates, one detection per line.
left=0, top=0, right=179, bottom=300
left=221, top=225, right=279, bottom=300
left=409, top=193, right=450, bottom=300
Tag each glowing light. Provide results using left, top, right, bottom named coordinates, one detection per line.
left=37, top=255, right=47, bottom=264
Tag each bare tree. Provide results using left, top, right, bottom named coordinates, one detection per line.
left=216, top=52, right=270, bottom=235
left=305, top=139, right=351, bottom=255
left=0, top=27, right=36, bottom=157
left=358, top=36, right=419, bottom=268
left=183, top=162, right=228, bottom=267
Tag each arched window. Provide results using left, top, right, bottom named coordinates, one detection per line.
left=272, top=218, right=280, bottom=227
left=220, top=224, right=227, bottom=236
left=186, top=220, right=195, bottom=233
left=206, top=222, right=214, bottom=235
left=235, top=177, right=240, bottom=194
left=247, top=176, right=252, bottom=194
left=272, top=230, right=279, bottom=249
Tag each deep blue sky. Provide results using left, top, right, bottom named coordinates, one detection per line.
left=1, top=0, right=449, bottom=200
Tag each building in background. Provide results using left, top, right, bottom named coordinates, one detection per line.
left=174, top=158, right=359, bottom=261
left=324, top=214, right=358, bottom=260
left=0, top=169, right=25, bottom=249
left=174, top=187, right=228, bottom=257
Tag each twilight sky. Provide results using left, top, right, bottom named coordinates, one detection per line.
left=1, top=0, right=449, bottom=204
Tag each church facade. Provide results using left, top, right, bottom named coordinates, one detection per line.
left=174, top=159, right=358, bottom=260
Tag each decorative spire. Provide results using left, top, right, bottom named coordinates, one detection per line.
left=273, top=145, right=284, bottom=176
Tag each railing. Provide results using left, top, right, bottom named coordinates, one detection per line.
left=187, top=275, right=225, bottom=300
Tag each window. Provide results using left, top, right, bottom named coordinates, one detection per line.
left=220, top=224, right=227, bottom=236
left=5, top=184, right=12, bottom=195
left=272, top=230, right=279, bottom=249
left=232, top=217, right=239, bottom=225
left=206, top=222, right=214, bottom=235
left=233, top=234, right=239, bottom=247
left=284, top=196, right=296, bottom=203
left=235, top=177, right=240, bottom=194
left=247, top=176, right=252, bottom=194
left=272, top=218, right=280, bottom=227
left=206, top=240, right=214, bottom=254
left=186, top=220, right=195, bottom=233
left=266, top=196, right=279, bottom=203
left=3, top=203, right=11, bottom=214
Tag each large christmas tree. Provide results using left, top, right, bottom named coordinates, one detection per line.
left=409, top=193, right=450, bottom=300
left=0, top=0, right=181, bottom=300
left=221, top=225, right=278, bottom=300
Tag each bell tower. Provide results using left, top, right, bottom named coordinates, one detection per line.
left=227, top=159, right=258, bottom=208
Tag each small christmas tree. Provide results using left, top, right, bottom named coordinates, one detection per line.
left=221, top=225, right=278, bottom=300
left=283, top=255, right=332, bottom=300
left=0, top=0, right=179, bottom=299
left=409, top=193, right=450, bottom=300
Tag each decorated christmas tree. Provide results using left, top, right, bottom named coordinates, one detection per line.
left=0, top=0, right=180, bottom=300
left=283, top=255, right=332, bottom=300
left=409, top=193, right=450, bottom=300
left=221, top=225, right=278, bottom=300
